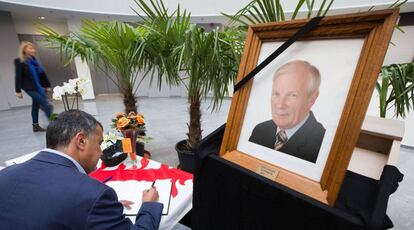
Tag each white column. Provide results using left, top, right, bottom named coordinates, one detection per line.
left=74, top=57, right=95, bottom=100
left=67, top=19, right=95, bottom=100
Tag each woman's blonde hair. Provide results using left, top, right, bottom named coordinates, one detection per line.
left=18, top=41, right=35, bottom=62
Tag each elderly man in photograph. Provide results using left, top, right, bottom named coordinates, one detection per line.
left=249, top=60, right=326, bottom=163
left=0, top=110, right=163, bottom=230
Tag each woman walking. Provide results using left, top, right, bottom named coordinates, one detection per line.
left=15, top=41, right=53, bottom=132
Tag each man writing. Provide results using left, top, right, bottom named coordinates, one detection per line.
left=249, top=60, right=325, bottom=163
left=0, top=110, right=163, bottom=229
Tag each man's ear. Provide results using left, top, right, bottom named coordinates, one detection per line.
left=74, top=132, right=87, bottom=150
left=308, top=91, right=319, bottom=107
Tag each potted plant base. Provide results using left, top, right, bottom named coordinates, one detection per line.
left=175, top=140, right=195, bottom=173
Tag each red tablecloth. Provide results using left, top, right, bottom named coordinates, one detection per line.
left=90, top=157, right=193, bottom=230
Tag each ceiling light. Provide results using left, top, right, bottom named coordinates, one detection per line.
left=38, top=16, right=45, bottom=20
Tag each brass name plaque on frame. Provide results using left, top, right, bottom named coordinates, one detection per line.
left=256, top=165, right=279, bottom=181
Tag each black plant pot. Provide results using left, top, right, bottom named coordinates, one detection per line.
left=101, top=140, right=128, bottom=167
left=175, top=139, right=194, bottom=173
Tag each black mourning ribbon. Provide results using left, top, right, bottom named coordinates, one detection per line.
left=233, top=16, right=324, bottom=93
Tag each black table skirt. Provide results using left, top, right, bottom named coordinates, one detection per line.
left=192, top=124, right=403, bottom=230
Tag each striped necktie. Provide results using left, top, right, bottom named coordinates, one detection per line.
left=274, top=130, right=287, bottom=151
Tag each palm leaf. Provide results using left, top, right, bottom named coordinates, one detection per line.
left=132, top=0, right=242, bottom=147
left=377, top=62, right=414, bottom=118
left=222, top=0, right=334, bottom=25
left=36, top=18, right=157, bottom=113
left=292, top=0, right=306, bottom=19
left=306, top=0, right=315, bottom=18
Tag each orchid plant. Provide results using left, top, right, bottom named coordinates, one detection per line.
left=52, top=78, right=89, bottom=100
left=52, top=78, right=89, bottom=111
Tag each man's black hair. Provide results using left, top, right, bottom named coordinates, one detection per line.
left=46, top=110, right=102, bottom=149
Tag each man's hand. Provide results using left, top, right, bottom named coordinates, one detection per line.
left=120, top=200, right=134, bottom=210
left=15, top=92, right=23, bottom=99
left=142, top=187, right=159, bottom=202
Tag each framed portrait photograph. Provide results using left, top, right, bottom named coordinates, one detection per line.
left=219, top=9, right=399, bottom=205
left=238, top=39, right=365, bottom=181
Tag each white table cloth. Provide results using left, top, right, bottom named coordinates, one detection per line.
left=4, top=152, right=193, bottom=230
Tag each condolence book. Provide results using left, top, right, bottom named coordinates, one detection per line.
left=106, top=180, right=172, bottom=215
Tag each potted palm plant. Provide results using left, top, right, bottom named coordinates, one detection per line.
left=37, top=20, right=150, bottom=113
left=38, top=20, right=160, bottom=158
left=175, top=26, right=242, bottom=172
left=133, top=0, right=242, bottom=172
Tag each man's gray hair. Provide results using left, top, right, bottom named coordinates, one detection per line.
left=273, top=60, right=321, bottom=96
left=46, top=110, right=102, bottom=149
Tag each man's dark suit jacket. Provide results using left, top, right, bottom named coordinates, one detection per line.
left=14, top=58, right=51, bottom=93
left=0, top=151, right=163, bottom=230
left=249, top=111, right=325, bottom=163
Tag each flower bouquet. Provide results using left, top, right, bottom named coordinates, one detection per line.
left=53, top=78, right=89, bottom=111
left=113, top=112, right=146, bottom=133
left=112, top=112, right=148, bottom=161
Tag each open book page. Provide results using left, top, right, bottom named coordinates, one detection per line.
left=106, top=180, right=172, bottom=215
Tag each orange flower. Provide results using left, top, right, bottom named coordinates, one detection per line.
left=115, top=112, right=126, bottom=119
left=116, top=117, right=130, bottom=129
left=136, top=115, right=145, bottom=125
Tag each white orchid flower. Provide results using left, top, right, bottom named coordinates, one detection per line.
left=52, top=77, right=91, bottom=101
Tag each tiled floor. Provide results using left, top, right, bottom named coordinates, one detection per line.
left=0, top=94, right=412, bottom=229
left=387, top=146, right=414, bottom=230
left=0, top=95, right=230, bottom=167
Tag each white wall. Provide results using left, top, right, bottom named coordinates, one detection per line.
left=366, top=26, right=414, bottom=147
left=13, top=18, right=68, bottom=35
left=383, top=26, right=414, bottom=65
left=66, top=19, right=95, bottom=100
left=0, top=15, right=72, bottom=110
left=0, top=11, right=32, bottom=110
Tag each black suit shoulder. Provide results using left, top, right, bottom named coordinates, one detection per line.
left=248, top=112, right=326, bottom=163
left=249, top=120, right=277, bottom=149
left=300, top=112, right=325, bottom=146
left=281, top=112, right=325, bottom=163
left=252, top=120, right=276, bottom=132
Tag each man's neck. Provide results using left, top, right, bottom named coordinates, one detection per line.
left=50, top=147, right=86, bottom=174
left=55, top=146, right=78, bottom=161
left=277, top=113, right=310, bottom=140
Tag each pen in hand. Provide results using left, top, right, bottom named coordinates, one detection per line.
left=145, top=181, right=156, bottom=194
left=143, top=180, right=159, bottom=202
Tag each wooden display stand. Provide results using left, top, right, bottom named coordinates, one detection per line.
left=222, top=152, right=329, bottom=203
left=348, top=115, right=404, bottom=180
left=193, top=116, right=405, bottom=229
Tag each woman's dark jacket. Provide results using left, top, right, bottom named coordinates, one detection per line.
left=14, top=58, right=51, bottom=93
